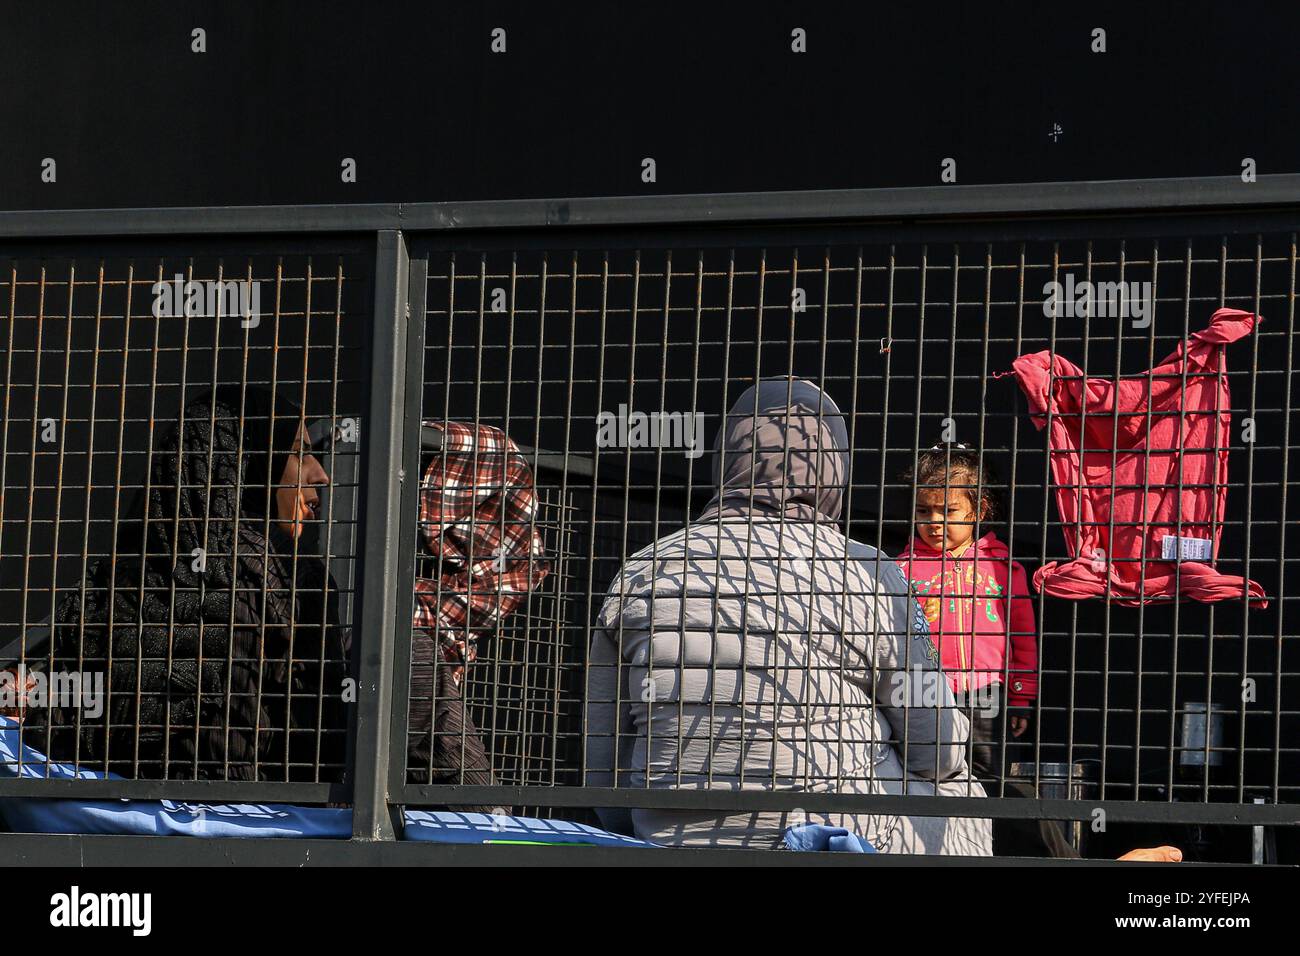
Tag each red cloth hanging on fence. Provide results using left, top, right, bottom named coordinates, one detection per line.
left=1007, top=307, right=1266, bottom=608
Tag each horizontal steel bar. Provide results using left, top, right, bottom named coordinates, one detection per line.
left=0, top=833, right=1262, bottom=867
left=396, top=787, right=1300, bottom=826
left=1, top=175, right=1298, bottom=238
left=0, top=779, right=343, bottom=801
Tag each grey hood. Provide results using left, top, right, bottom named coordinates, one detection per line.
left=699, top=378, right=850, bottom=523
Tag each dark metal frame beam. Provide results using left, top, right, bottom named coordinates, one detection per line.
left=347, top=230, right=409, bottom=840
left=1, top=175, right=1298, bottom=238
left=0, top=831, right=1223, bottom=867
left=395, top=786, right=1298, bottom=826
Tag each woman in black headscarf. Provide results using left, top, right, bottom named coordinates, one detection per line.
left=28, top=385, right=349, bottom=781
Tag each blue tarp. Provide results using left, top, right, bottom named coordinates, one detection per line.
left=3, top=718, right=879, bottom=851
left=0, top=717, right=649, bottom=845
left=403, top=810, right=656, bottom=847
left=0, top=716, right=349, bottom=838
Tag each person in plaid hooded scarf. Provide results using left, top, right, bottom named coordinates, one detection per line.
left=406, top=420, right=549, bottom=796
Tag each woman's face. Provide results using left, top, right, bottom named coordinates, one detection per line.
left=275, top=423, right=330, bottom=540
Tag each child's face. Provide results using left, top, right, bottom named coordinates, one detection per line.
left=914, top=487, right=981, bottom=552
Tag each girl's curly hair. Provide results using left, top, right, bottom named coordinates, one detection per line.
left=901, top=444, right=1002, bottom=523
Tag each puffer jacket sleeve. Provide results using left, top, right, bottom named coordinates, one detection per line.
left=584, top=613, right=639, bottom=836
left=853, top=555, right=970, bottom=781
left=583, top=622, right=624, bottom=788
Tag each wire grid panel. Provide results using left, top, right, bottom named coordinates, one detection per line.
left=0, top=253, right=367, bottom=783
left=411, top=234, right=1296, bottom=822
left=460, top=481, right=577, bottom=788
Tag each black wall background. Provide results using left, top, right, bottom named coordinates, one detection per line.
left=0, top=1, right=1297, bottom=209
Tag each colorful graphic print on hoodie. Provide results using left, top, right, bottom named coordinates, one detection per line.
left=896, top=533, right=1039, bottom=705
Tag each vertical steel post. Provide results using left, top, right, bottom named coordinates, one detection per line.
left=350, top=230, right=409, bottom=840
left=387, top=256, right=427, bottom=795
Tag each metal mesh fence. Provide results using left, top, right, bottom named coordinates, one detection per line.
left=0, top=253, right=366, bottom=786
left=0, top=214, right=1292, bottom=860
left=407, top=233, right=1296, bottom=842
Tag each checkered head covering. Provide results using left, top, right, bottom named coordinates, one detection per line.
left=413, top=421, right=549, bottom=662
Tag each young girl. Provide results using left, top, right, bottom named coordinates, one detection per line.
left=897, top=445, right=1078, bottom=857
left=896, top=446, right=1037, bottom=722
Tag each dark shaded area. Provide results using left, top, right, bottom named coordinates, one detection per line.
left=0, top=2, right=1297, bottom=210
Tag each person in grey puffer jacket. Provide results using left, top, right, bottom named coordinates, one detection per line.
left=584, top=378, right=992, bottom=854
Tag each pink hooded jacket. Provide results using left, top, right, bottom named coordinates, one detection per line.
left=1008, top=307, right=1266, bottom=608
left=896, top=533, right=1039, bottom=706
